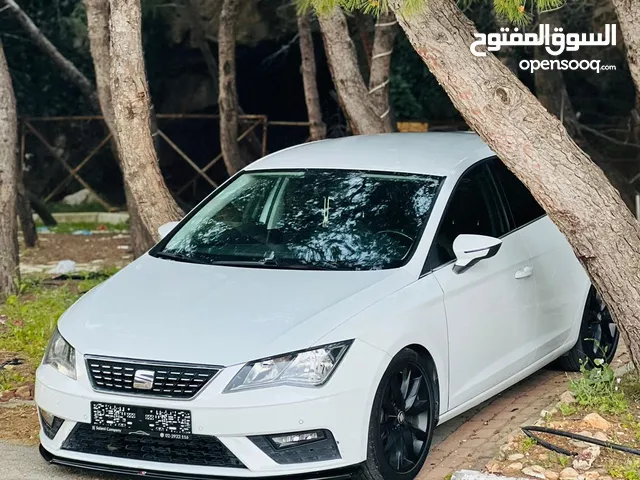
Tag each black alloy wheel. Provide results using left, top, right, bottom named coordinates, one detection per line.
left=358, top=349, right=436, bottom=480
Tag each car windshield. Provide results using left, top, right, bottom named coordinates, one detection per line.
left=152, top=169, right=443, bottom=270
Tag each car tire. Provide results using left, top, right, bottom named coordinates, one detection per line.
left=355, top=348, right=437, bottom=480
left=557, top=287, right=619, bottom=372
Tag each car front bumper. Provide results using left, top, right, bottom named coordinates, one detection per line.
left=35, top=340, right=389, bottom=478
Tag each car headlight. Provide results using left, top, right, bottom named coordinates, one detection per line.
left=223, top=340, right=353, bottom=393
left=42, top=328, right=76, bottom=380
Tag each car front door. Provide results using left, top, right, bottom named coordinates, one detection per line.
left=426, top=162, right=538, bottom=410
left=487, top=158, right=590, bottom=361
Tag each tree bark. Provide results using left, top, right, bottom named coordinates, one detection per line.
left=16, top=155, right=36, bottom=248
left=2, top=0, right=99, bottom=109
left=390, top=0, right=640, bottom=368
left=318, top=8, right=392, bottom=135
left=109, top=0, right=183, bottom=240
left=297, top=12, right=326, bottom=141
left=0, top=42, right=19, bottom=300
left=611, top=0, right=640, bottom=110
left=369, top=12, right=398, bottom=131
left=218, top=0, right=247, bottom=175
left=85, top=0, right=154, bottom=256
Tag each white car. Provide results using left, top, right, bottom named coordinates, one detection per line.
left=36, top=133, right=618, bottom=480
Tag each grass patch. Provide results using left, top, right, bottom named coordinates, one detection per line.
left=569, top=361, right=628, bottom=414
left=0, top=273, right=112, bottom=369
left=558, top=402, right=577, bottom=416
left=36, top=221, right=129, bottom=234
left=47, top=202, right=115, bottom=213
left=609, top=460, right=640, bottom=480
left=520, top=436, right=537, bottom=453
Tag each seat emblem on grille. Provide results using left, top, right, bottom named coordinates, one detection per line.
left=133, top=370, right=155, bottom=390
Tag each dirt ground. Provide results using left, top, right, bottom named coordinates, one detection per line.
left=19, top=233, right=132, bottom=269
left=0, top=405, right=40, bottom=445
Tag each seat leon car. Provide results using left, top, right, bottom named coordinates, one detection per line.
left=36, top=133, right=618, bottom=480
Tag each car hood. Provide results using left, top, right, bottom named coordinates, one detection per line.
left=59, top=254, right=411, bottom=366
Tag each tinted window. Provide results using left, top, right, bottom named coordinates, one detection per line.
left=490, top=158, right=545, bottom=229
left=426, top=164, right=506, bottom=269
left=155, top=170, right=443, bottom=270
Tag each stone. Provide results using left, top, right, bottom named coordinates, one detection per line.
left=485, top=460, right=502, bottom=473
left=572, top=446, right=601, bottom=471
left=592, top=431, right=609, bottom=442
left=584, top=472, right=600, bottom=480
left=560, top=391, right=577, bottom=404
left=61, top=188, right=98, bottom=206
left=538, top=453, right=550, bottom=461
left=598, top=477, right=612, bottom=480
left=14, top=385, right=32, bottom=399
left=570, top=431, right=593, bottom=449
left=508, top=453, right=525, bottom=461
left=523, top=466, right=547, bottom=479
left=0, top=390, right=15, bottom=402
left=506, top=462, right=524, bottom=472
left=559, top=468, right=580, bottom=480
left=582, top=413, right=611, bottom=431
left=545, top=471, right=560, bottom=480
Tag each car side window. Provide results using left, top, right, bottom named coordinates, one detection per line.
left=425, top=163, right=507, bottom=271
left=489, top=158, right=545, bottom=230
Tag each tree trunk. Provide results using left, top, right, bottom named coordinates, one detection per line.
left=2, top=0, right=98, bottom=109
left=611, top=0, right=640, bottom=110
left=389, top=0, right=640, bottom=368
left=85, top=0, right=154, bottom=256
left=493, top=15, right=518, bottom=74
left=16, top=155, right=36, bottom=248
left=109, top=0, right=183, bottom=239
left=297, top=12, right=326, bottom=141
left=369, top=12, right=398, bottom=131
left=27, top=190, right=56, bottom=226
left=318, top=9, right=392, bottom=135
left=534, top=9, right=637, bottom=212
left=218, top=0, right=247, bottom=175
left=0, top=42, right=19, bottom=300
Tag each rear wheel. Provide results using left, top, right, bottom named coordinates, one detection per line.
left=356, top=349, right=436, bottom=480
left=557, top=287, right=619, bottom=372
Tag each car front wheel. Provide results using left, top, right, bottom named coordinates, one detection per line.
left=357, top=348, right=436, bottom=480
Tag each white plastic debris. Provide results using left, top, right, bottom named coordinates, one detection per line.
left=48, top=260, right=77, bottom=275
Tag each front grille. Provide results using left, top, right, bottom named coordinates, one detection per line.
left=85, top=356, right=221, bottom=399
left=62, top=423, right=245, bottom=468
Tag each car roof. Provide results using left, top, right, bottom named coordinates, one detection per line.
left=244, top=132, right=495, bottom=177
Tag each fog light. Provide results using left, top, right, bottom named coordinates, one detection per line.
left=250, top=429, right=339, bottom=464
left=38, top=408, right=63, bottom=439
left=269, top=430, right=325, bottom=449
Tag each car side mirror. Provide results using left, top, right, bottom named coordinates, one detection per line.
left=452, top=234, right=502, bottom=274
left=158, top=221, right=179, bottom=239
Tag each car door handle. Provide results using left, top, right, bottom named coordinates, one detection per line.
left=515, top=266, right=533, bottom=279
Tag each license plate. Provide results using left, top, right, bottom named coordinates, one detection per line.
left=91, top=402, right=192, bottom=440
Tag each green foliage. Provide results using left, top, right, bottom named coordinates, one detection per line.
left=568, top=360, right=628, bottom=415
left=558, top=402, right=577, bottom=417
left=303, top=0, right=566, bottom=25
left=0, top=273, right=112, bottom=366
left=519, top=436, right=537, bottom=453
left=609, top=460, right=640, bottom=480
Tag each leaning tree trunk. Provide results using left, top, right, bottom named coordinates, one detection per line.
left=318, top=9, right=392, bottom=135
left=534, top=9, right=637, bottom=212
left=368, top=12, right=398, bottom=132
left=297, top=12, right=326, bottom=141
left=2, top=0, right=98, bottom=108
left=389, top=0, right=640, bottom=368
left=218, top=0, right=247, bottom=175
left=109, top=0, right=183, bottom=239
left=85, top=0, right=154, bottom=256
left=0, top=42, right=19, bottom=300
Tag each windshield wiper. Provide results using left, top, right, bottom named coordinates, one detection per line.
left=154, top=251, right=209, bottom=265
